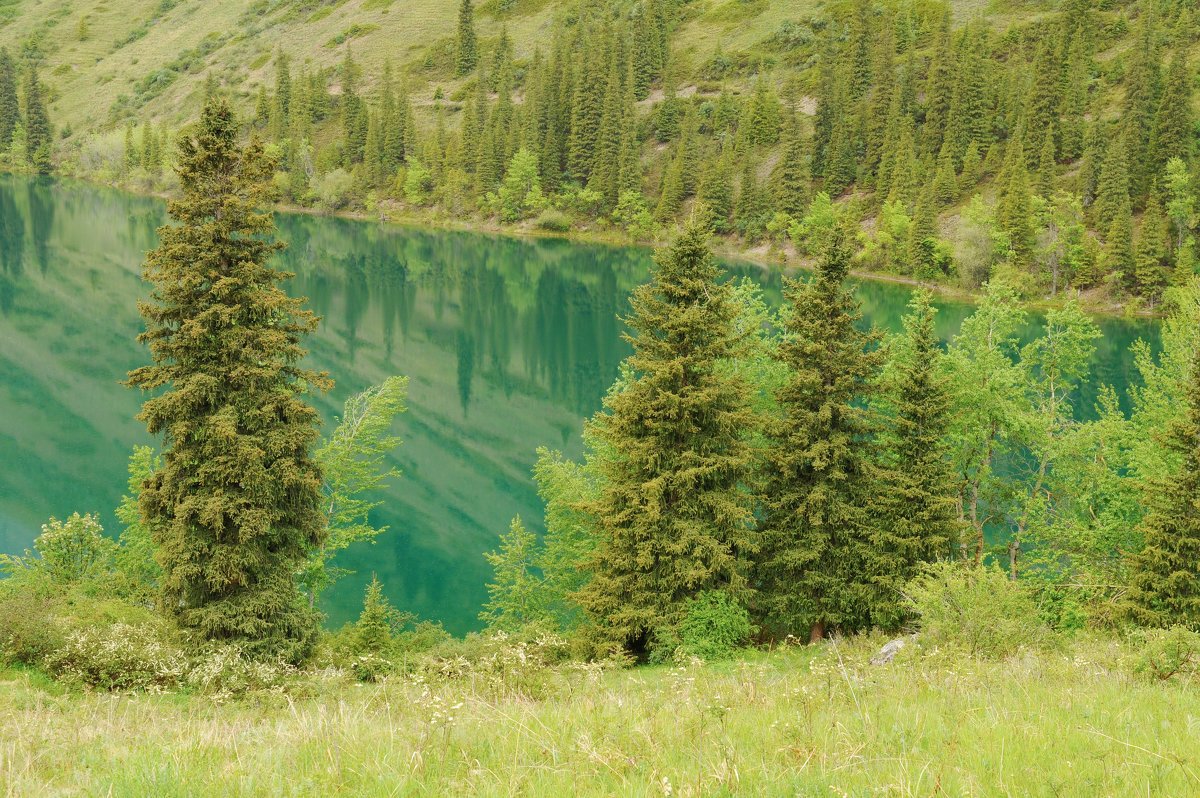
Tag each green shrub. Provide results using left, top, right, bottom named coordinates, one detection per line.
left=313, top=168, right=353, bottom=209
left=0, top=585, right=68, bottom=666
left=43, top=621, right=186, bottom=692
left=185, top=645, right=296, bottom=697
left=0, top=586, right=160, bottom=668
left=676, top=591, right=754, bottom=662
left=1132, top=627, right=1200, bottom=683
left=535, top=209, right=571, bottom=232
left=906, top=562, right=1051, bottom=659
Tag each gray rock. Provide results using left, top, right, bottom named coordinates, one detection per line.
left=870, top=637, right=908, bottom=665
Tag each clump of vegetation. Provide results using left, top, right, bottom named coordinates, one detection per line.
left=905, top=562, right=1052, bottom=660
left=1132, top=626, right=1200, bottom=683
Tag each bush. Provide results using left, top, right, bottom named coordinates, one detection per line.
left=676, top=591, right=754, bottom=661
left=419, top=628, right=576, bottom=697
left=0, top=585, right=69, bottom=666
left=313, top=168, right=354, bottom=210
left=1132, top=627, right=1200, bottom=682
left=535, top=209, right=571, bottom=232
left=0, top=586, right=160, bottom=669
left=185, top=645, right=296, bottom=698
left=44, top=622, right=186, bottom=692
left=905, top=562, right=1051, bottom=659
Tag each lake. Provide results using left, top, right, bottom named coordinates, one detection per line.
left=0, top=174, right=1160, bottom=634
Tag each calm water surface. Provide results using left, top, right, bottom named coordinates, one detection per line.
left=0, top=174, right=1160, bottom=633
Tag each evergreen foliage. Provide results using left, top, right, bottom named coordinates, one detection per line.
left=875, top=290, right=961, bottom=626
left=1126, top=344, right=1200, bottom=630
left=0, top=48, right=18, bottom=149
left=576, top=224, right=757, bottom=655
left=125, top=97, right=329, bottom=663
left=758, top=228, right=886, bottom=640
left=22, top=63, right=51, bottom=173
left=455, top=0, right=479, bottom=78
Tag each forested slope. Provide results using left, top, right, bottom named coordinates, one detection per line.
left=1, top=0, right=1198, bottom=304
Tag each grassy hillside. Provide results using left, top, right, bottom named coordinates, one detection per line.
left=3, top=0, right=558, bottom=133
left=3, top=634, right=1199, bottom=796
left=3, top=0, right=1198, bottom=307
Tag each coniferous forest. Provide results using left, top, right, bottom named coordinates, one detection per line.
left=1, top=0, right=1198, bottom=305
left=3, top=0, right=1200, bottom=794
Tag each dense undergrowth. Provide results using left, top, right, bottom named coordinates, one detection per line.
left=3, top=627, right=1199, bottom=795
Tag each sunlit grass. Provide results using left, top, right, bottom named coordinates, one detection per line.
left=3, top=634, right=1197, bottom=796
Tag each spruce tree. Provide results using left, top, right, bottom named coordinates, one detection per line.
left=931, top=143, right=957, bottom=206
left=747, top=74, right=781, bottom=146
left=1149, top=50, right=1193, bottom=182
left=735, top=152, right=768, bottom=238
left=874, top=289, right=960, bottom=627
left=758, top=228, right=887, bottom=641
left=698, top=147, right=734, bottom=233
left=1094, top=131, right=1130, bottom=231
left=1134, top=192, right=1168, bottom=295
left=921, top=11, right=955, bottom=158
left=959, top=140, right=982, bottom=190
left=123, top=122, right=137, bottom=172
left=125, top=97, right=329, bottom=663
left=0, top=48, right=18, bottom=148
left=1059, top=36, right=1089, bottom=162
left=340, top=50, right=367, bottom=164
left=1121, top=6, right=1162, bottom=202
left=22, top=63, right=52, bottom=173
left=1126, top=344, right=1200, bottom=630
left=576, top=224, right=757, bottom=655
left=455, top=0, right=479, bottom=77
left=654, top=151, right=684, bottom=223
left=677, top=105, right=700, bottom=197
left=269, top=50, right=291, bottom=142
left=770, top=113, right=810, bottom=218
left=907, top=185, right=939, bottom=278
left=616, top=91, right=642, bottom=196
left=1035, top=125, right=1057, bottom=199
left=1023, top=42, right=1062, bottom=163
left=824, top=110, right=857, bottom=197
left=1103, top=189, right=1135, bottom=285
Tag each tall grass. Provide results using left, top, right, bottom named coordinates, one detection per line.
left=3, top=634, right=1198, bottom=796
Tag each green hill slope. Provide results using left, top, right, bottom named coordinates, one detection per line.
left=1, top=0, right=1197, bottom=306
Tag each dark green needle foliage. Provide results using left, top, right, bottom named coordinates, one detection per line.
left=126, top=97, right=330, bottom=663
left=758, top=228, right=887, bottom=641
left=875, top=289, right=961, bottom=628
left=0, top=48, right=19, bottom=148
left=1126, top=345, right=1200, bottom=630
left=22, top=63, right=51, bottom=173
left=576, top=223, right=757, bottom=657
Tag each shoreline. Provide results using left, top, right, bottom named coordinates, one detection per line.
left=6, top=167, right=1165, bottom=319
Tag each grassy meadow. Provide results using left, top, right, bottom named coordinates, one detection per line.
left=3, top=634, right=1198, bottom=797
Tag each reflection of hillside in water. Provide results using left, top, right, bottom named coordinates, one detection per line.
left=0, top=174, right=1163, bottom=634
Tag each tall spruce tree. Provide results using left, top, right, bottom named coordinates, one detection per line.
left=0, top=48, right=18, bottom=148
left=576, top=224, right=757, bottom=655
left=1126, top=344, right=1200, bottom=630
left=1093, top=131, right=1130, bottom=231
left=1134, top=192, right=1168, bottom=295
left=22, top=63, right=52, bottom=173
left=1149, top=50, right=1193, bottom=181
left=770, top=113, right=810, bottom=218
left=125, top=97, right=330, bottom=663
left=875, top=289, right=960, bottom=627
left=758, top=228, right=887, bottom=641
left=455, top=0, right=479, bottom=77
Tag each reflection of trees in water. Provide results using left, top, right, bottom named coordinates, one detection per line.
left=0, top=185, right=22, bottom=314
left=274, top=215, right=641, bottom=419
left=26, top=179, right=55, bottom=276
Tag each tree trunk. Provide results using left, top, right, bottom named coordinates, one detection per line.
left=809, top=620, right=825, bottom=644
